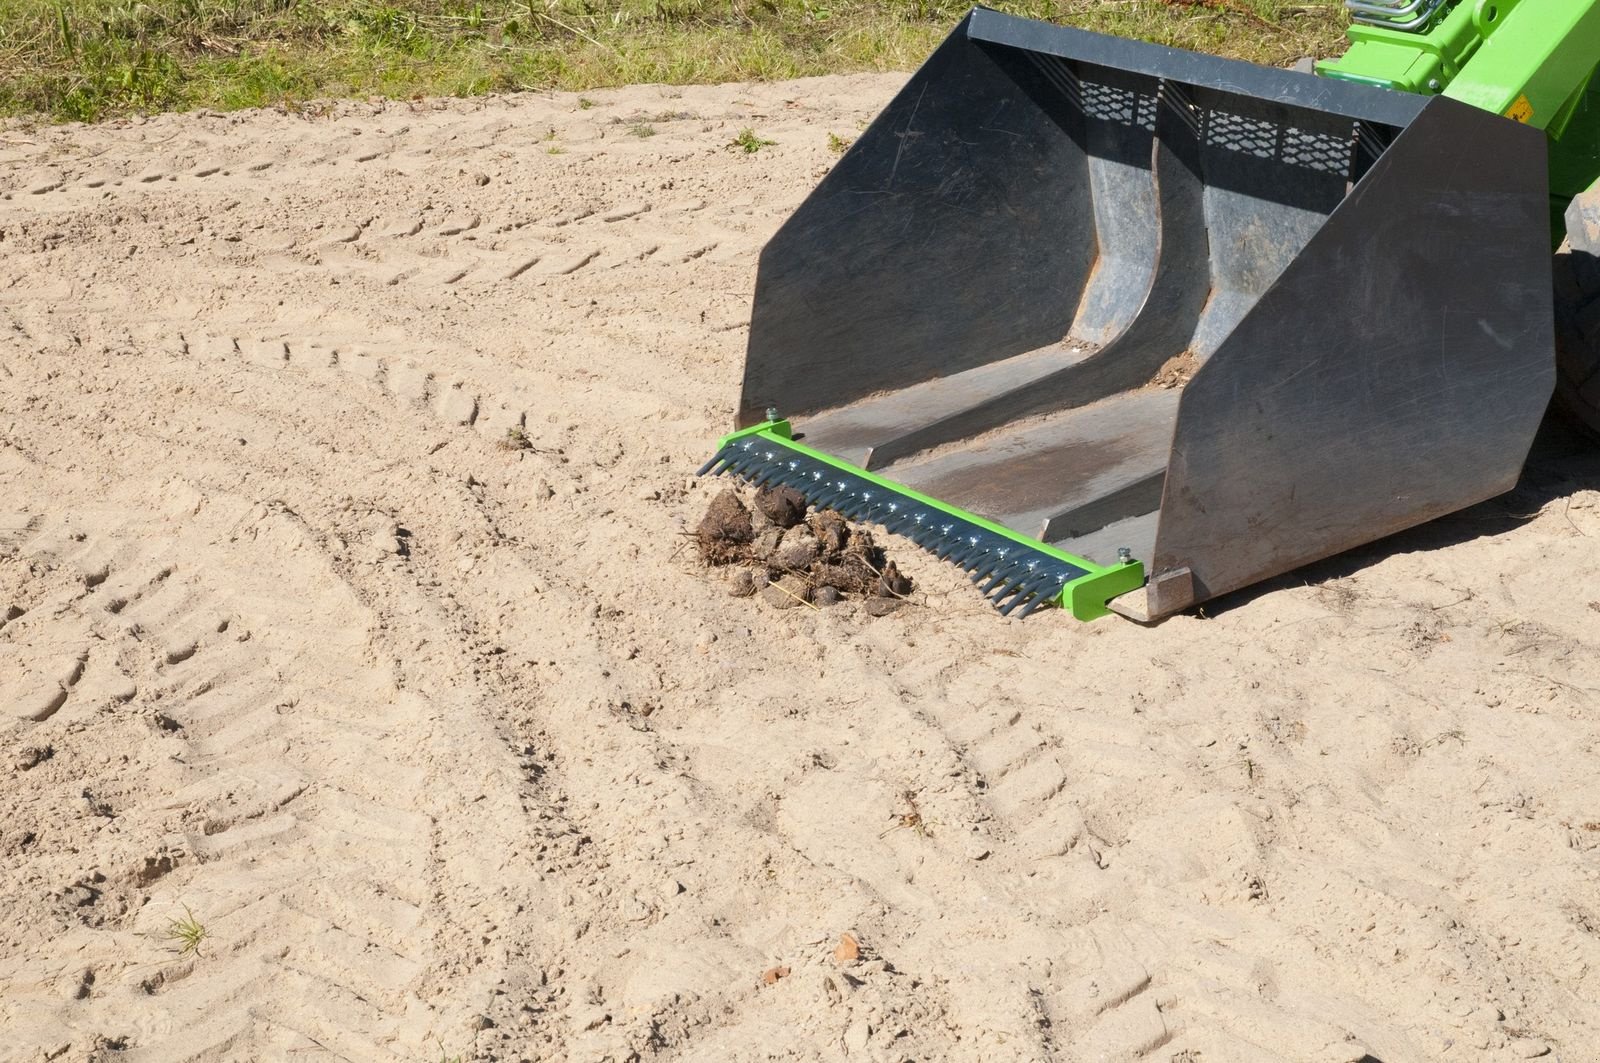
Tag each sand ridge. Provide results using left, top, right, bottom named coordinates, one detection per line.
left=2, top=77, right=1600, bottom=1062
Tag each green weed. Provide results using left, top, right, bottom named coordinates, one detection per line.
left=728, top=127, right=775, bottom=153
left=164, top=905, right=207, bottom=957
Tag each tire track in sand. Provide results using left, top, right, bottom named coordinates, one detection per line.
left=0, top=479, right=535, bottom=1061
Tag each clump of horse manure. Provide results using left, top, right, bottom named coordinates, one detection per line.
left=692, top=486, right=914, bottom=612
left=695, top=487, right=755, bottom=564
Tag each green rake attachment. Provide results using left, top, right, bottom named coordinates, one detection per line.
left=698, top=419, right=1144, bottom=620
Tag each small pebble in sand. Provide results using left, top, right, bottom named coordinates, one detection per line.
left=15, top=745, right=53, bottom=772
left=761, top=574, right=813, bottom=609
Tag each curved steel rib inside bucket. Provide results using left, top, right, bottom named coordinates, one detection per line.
left=733, top=8, right=1554, bottom=620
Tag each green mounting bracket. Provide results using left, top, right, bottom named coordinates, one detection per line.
left=1319, top=0, right=1600, bottom=241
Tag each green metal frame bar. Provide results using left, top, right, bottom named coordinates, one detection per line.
left=1320, top=0, right=1600, bottom=240
left=1319, top=0, right=1600, bottom=127
left=1441, top=0, right=1600, bottom=130
left=715, top=420, right=1145, bottom=620
left=1317, top=2, right=1485, bottom=97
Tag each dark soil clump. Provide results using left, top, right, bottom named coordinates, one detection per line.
left=695, top=489, right=754, bottom=563
left=754, top=485, right=807, bottom=529
left=693, top=486, right=914, bottom=610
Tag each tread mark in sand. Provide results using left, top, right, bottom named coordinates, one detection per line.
left=182, top=330, right=523, bottom=440
left=0, top=511, right=456, bottom=1062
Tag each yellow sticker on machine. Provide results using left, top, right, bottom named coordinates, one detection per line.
left=1506, top=95, right=1535, bottom=123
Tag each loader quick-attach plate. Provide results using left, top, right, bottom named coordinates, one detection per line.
left=699, top=421, right=1145, bottom=620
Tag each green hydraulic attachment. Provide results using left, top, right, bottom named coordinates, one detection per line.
left=1320, top=0, right=1600, bottom=235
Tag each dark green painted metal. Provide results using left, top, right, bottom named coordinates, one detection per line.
left=1551, top=74, right=1600, bottom=212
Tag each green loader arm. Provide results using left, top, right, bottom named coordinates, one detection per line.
left=1319, top=0, right=1600, bottom=235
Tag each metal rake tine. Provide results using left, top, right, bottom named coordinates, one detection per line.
left=870, top=502, right=908, bottom=528
left=725, top=454, right=761, bottom=478
left=978, top=564, right=1015, bottom=593
left=896, top=516, right=930, bottom=539
left=1014, top=588, right=1059, bottom=619
left=988, top=567, right=1034, bottom=601
left=990, top=564, right=1041, bottom=600
left=978, top=555, right=1027, bottom=589
left=695, top=452, right=728, bottom=477
left=989, top=561, right=1044, bottom=597
left=972, top=547, right=1024, bottom=582
left=966, top=559, right=1003, bottom=582
left=991, top=584, right=1030, bottom=612
left=953, top=534, right=995, bottom=563
left=814, top=485, right=850, bottom=510
left=997, top=587, right=1035, bottom=617
left=998, top=572, right=1054, bottom=612
left=999, top=585, right=1045, bottom=617
left=937, top=528, right=976, bottom=560
left=950, top=541, right=989, bottom=568
left=1002, top=571, right=1064, bottom=615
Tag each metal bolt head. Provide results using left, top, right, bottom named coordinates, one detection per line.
left=765, top=406, right=780, bottom=423
left=1427, top=78, right=1443, bottom=92
left=1117, top=546, right=1133, bottom=564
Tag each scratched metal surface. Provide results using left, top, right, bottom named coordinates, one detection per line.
left=735, top=11, right=1550, bottom=616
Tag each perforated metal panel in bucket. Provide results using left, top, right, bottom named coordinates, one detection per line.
left=735, top=7, right=1555, bottom=618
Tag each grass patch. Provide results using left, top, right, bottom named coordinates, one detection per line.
left=0, top=0, right=1349, bottom=123
left=163, top=904, right=207, bottom=956
left=728, top=127, right=775, bottom=153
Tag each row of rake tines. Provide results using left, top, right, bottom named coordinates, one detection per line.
left=700, top=438, right=1077, bottom=618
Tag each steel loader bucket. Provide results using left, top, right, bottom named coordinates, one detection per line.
left=729, top=7, right=1554, bottom=620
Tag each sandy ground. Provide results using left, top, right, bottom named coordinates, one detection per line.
left=2, top=75, right=1600, bottom=1063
